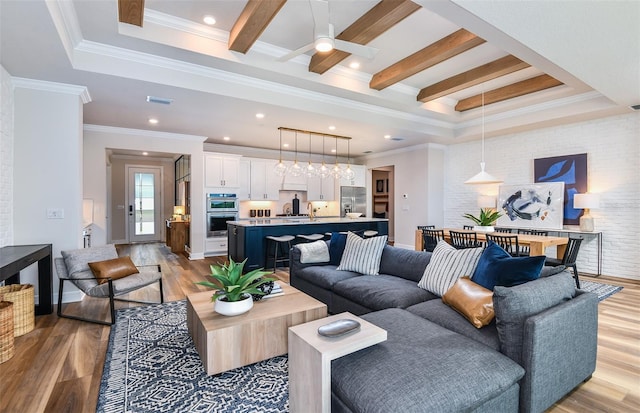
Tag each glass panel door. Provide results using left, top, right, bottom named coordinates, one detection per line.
left=127, top=166, right=162, bottom=242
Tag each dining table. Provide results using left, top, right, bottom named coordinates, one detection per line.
left=414, top=228, right=568, bottom=258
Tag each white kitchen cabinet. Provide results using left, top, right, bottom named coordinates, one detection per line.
left=281, top=161, right=308, bottom=190
left=307, top=175, right=336, bottom=201
left=237, top=159, right=251, bottom=200
left=250, top=159, right=280, bottom=200
left=204, top=154, right=240, bottom=189
left=339, top=164, right=366, bottom=187
left=205, top=236, right=228, bottom=256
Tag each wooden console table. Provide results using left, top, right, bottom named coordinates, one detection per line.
left=0, top=244, right=53, bottom=315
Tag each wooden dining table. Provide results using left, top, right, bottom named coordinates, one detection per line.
left=414, top=229, right=568, bottom=258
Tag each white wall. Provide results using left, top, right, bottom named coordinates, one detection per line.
left=365, top=144, right=447, bottom=249
left=0, top=65, right=13, bottom=247
left=445, top=112, right=640, bottom=280
left=13, top=80, right=86, bottom=302
left=83, top=126, right=206, bottom=258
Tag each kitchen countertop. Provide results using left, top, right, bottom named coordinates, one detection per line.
left=228, top=217, right=388, bottom=227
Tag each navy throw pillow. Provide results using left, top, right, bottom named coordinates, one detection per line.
left=472, top=241, right=545, bottom=290
left=328, top=231, right=364, bottom=265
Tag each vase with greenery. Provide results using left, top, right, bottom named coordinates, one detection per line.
left=195, top=258, right=275, bottom=316
left=463, top=208, right=503, bottom=232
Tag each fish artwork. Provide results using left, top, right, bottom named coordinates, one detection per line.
left=502, top=189, right=552, bottom=221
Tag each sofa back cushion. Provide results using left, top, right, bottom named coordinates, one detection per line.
left=493, top=272, right=576, bottom=365
left=378, top=245, right=432, bottom=282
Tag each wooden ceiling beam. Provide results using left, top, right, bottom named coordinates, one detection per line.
left=417, top=55, right=530, bottom=103
left=454, top=74, right=563, bottom=111
left=118, top=0, right=145, bottom=27
left=309, top=0, right=421, bottom=74
left=370, top=29, right=485, bottom=91
left=228, top=0, right=287, bottom=53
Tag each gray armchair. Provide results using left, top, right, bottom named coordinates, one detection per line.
left=55, top=244, right=163, bottom=325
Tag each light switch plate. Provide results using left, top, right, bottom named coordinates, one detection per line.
left=47, top=208, right=64, bottom=219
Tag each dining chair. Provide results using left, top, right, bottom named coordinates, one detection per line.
left=486, top=234, right=520, bottom=256
left=462, top=225, right=474, bottom=230
left=494, top=227, right=512, bottom=233
left=449, top=230, right=481, bottom=249
left=422, top=229, right=445, bottom=252
left=517, top=229, right=549, bottom=256
left=545, top=237, right=583, bottom=288
left=417, top=225, right=435, bottom=230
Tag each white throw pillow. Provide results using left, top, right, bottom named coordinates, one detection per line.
left=297, top=240, right=330, bottom=264
left=337, top=232, right=388, bottom=275
left=418, top=240, right=483, bottom=296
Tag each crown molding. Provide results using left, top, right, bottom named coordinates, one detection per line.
left=83, top=124, right=207, bottom=142
left=11, top=77, right=91, bottom=103
left=45, top=0, right=83, bottom=63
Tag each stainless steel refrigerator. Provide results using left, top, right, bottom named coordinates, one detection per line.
left=340, top=186, right=367, bottom=217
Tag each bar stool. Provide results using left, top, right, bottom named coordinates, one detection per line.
left=363, top=230, right=378, bottom=238
left=265, top=235, right=295, bottom=273
left=297, top=233, right=325, bottom=243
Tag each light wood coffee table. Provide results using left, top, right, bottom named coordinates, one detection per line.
left=186, top=283, right=327, bottom=375
left=288, top=312, right=387, bottom=413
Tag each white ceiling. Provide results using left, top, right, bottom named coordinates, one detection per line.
left=1, top=0, right=637, bottom=158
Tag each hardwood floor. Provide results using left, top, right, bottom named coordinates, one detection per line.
left=0, top=242, right=637, bottom=413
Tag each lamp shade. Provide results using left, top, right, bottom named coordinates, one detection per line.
left=173, top=205, right=185, bottom=215
left=573, top=194, right=600, bottom=209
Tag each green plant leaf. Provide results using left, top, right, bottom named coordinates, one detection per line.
left=196, top=257, right=276, bottom=302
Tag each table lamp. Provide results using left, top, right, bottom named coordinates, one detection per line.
left=173, top=205, right=185, bottom=221
left=573, top=193, right=600, bottom=232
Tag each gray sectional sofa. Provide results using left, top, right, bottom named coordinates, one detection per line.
left=289, top=243, right=599, bottom=413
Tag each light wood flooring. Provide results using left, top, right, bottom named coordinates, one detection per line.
left=0, top=242, right=637, bottom=413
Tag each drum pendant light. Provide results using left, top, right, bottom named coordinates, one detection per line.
left=465, top=91, right=502, bottom=185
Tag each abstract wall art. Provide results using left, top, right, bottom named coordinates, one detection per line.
left=496, top=182, right=565, bottom=230
left=534, top=153, right=587, bottom=225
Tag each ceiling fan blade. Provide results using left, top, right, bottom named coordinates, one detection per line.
left=277, top=43, right=316, bottom=62
left=334, top=39, right=379, bottom=59
left=309, top=0, right=330, bottom=37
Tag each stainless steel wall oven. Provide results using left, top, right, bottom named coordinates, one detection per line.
left=206, top=193, right=238, bottom=237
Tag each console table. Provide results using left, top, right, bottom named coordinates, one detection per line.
left=0, top=244, right=53, bottom=315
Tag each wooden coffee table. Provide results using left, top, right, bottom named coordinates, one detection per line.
left=186, top=283, right=327, bottom=375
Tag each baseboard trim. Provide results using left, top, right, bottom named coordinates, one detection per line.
left=57, top=290, right=85, bottom=304
left=189, top=252, right=205, bottom=260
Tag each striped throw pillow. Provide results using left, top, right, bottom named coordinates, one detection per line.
left=337, top=232, right=388, bottom=275
left=418, top=241, right=483, bottom=296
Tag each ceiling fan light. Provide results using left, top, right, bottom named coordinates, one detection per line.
left=315, top=37, right=334, bottom=53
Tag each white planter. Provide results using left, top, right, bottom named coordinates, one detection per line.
left=473, top=225, right=495, bottom=233
left=214, top=294, right=253, bottom=316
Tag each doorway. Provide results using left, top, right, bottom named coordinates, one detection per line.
left=126, top=166, right=163, bottom=242
left=372, top=166, right=394, bottom=242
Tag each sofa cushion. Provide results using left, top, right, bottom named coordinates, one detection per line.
left=472, top=241, right=545, bottom=290
left=61, top=244, right=119, bottom=292
left=328, top=231, right=364, bottom=265
left=293, top=265, right=360, bottom=290
left=378, top=245, right=432, bottom=282
left=331, top=309, right=524, bottom=413
left=406, top=299, right=500, bottom=351
left=337, top=232, right=388, bottom=276
left=88, top=256, right=139, bottom=284
left=333, top=275, right=436, bottom=311
left=493, top=272, right=576, bottom=365
left=442, top=276, right=494, bottom=328
left=539, top=264, right=566, bottom=277
left=297, top=240, right=330, bottom=264
left=417, top=241, right=483, bottom=296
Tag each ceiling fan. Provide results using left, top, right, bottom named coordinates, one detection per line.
left=277, top=0, right=378, bottom=62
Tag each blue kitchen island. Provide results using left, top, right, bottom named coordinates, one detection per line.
left=227, top=217, right=388, bottom=272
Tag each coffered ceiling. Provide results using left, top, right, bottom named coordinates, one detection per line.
left=1, top=0, right=637, bottom=157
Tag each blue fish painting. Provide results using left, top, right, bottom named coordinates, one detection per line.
left=497, top=183, right=565, bottom=230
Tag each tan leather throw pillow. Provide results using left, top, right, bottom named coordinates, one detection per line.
left=442, top=276, right=494, bottom=328
left=88, top=256, right=139, bottom=285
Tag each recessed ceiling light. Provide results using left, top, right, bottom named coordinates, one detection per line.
left=148, top=118, right=159, bottom=124
left=203, top=15, right=216, bottom=25
left=223, top=136, right=230, bottom=141
left=142, top=152, right=148, bottom=156
left=349, top=62, right=360, bottom=69
left=384, top=134, right=391, bottom=139
left=328, top=125, right=336, bottom=131
left=255, top=113, right=265, bottom=119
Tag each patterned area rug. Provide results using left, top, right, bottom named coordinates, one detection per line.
left=579, top=279, right=623, bottom=302
left=97, top=300, right=289, bottom=413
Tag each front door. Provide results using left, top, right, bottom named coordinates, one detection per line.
left=127, top=166, right=162, bottom=242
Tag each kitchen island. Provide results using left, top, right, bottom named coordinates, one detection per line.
left=228, top=217, right=388, bottom=272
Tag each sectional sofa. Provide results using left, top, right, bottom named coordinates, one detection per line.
left=289, top=242, right=598, bottom=413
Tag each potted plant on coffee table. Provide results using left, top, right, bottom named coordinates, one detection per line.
left=195, top=258, right=275, bottom=316
left=463, top=208, right=503, bottom=232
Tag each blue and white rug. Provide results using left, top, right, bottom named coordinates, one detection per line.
left=97, top=300, right=289, bottom=413
left=579, top=279, right=623, bottom=302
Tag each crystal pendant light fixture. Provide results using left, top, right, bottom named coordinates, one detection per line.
left=330, top=136, right=343, bottom=179
left=289, top=131, right=303, bottom=177
left=317, top=135, right=331, bottom=178
left=304, top=132, right=317, bottom=177
left=465, top=91, right=503, bottom=185
left=274, top=128, right=288, bottom=176
left=342, top=138, right=355, bottom=181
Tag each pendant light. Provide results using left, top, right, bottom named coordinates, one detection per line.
left=304, top=132, right=317, bottom=177
left=289, top=131, right=303, bottom=177
left=274, top=128, right=288, bottom=176
left=317, top=135, right=330, bottom=178
left=342, top=138, right=355, bottom=181
left=330, top=136, right=343, bottom=179
left=465, top=91, right=503, bottom=185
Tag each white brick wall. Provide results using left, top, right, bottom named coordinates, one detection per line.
left=0, top=65, right=13, bottom=247
left=445, top=112, right=640, bottom=280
